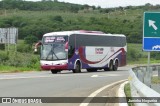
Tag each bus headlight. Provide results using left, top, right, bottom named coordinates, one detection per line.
left=60, top=62, right=67, bottom=65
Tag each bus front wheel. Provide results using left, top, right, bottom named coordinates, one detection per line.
left=51, top=70, right=58, bottom=74
left=73, top=62, right=81, bottom=73
left=113, top=60, right=118, bottom=71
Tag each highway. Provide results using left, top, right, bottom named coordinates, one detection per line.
left=0, top=66, right=130, bottom=106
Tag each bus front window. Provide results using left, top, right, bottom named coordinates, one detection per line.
left=41, top=43, right=67, bottom=60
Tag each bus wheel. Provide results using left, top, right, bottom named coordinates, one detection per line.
left=73, top=62, right=81, bottom=73
left=51, top=70, right=58, bottom=74
left=113, top=60, right=118, bottom=71
left=109, top=60, right=114, bottom=71
left=87, top=69, right=92, bottom=72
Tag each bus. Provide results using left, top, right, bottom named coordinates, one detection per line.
left=34, top=30, right=127, bottom=74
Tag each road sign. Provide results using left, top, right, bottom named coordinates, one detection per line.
left=0, top=28, right=18, bottom=44
left=143, top=12, right=160, bottom=51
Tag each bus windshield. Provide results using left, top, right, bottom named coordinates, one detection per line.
left=41, top=36, right=68, bottom=60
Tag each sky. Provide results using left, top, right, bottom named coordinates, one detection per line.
left=25, top=0, right=160, bottom=8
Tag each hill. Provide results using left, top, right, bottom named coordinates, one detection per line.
left=0, top=0, right=160, bottom=43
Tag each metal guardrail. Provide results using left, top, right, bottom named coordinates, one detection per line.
left=129, top=65, right=160, bottom=106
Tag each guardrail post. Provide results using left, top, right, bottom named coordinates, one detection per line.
left=158, top=66, right=160, bottom=79
left=144, top=66, right=152, bottom=87
left=137, top=69, right=144, bottom=83
left=142, top=67, right=147, bottom=83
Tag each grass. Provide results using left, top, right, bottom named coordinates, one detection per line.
left=151, top=76, right=160, bottom=84
left=124, top=83, right=134, bottom=106
left=0, top=40, right=41, bottom=73
left=124, top=83, right=131, bottom=97
left=0, top=65, right=38, bottom=73
left=127, top=43, right=160, bottom=64
left=0, top=9, right=142, bottom=23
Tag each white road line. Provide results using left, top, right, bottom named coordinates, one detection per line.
left=0, top=75, right=53, bottom=80
left=91, top=74, right=121, bottom=77
left=91, top=75, right=99, bottom=77
left=79, top=79, right=127, bottom=106
left=118, top=81, right=128, bottom=106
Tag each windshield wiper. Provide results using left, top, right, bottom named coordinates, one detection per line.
left=45, top=45, right=59, bottom=60
left=52, top=49, right=59, bottom=60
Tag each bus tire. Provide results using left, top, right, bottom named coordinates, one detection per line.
left=73, top=62, right=81, bottom=73
left=113, top=60, right=118, bottom=71
left=109, top=60, right=114, bottom=71
left=87, top=69, right=92, bottom=72
left=51, top=70, right=58, bottom=74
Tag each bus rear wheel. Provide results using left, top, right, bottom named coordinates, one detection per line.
left=113, top=60, right=118, bottom=71
left=51, top=70, right=58, bottom=74
left=109, top=60, right=114, bottom=71
left=73, top=62, right=81, bottom=73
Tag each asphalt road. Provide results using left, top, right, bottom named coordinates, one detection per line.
left=0, top=66, right=131, bottom=106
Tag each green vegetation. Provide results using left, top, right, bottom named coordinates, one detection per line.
left=124, top=83, right=131, bottom=97
left=0, top=0, right=159, bottom=42
left=124, top=83, right=134, bottom=106
left=0, top=0, right=160, bottom=72
left=0, top=50, right=41, bottom=73
left=151, top=76, right=160, bottom=84
left=0, top=39, right=40, bottom=73
left=127, top=43, right=160, bottom=64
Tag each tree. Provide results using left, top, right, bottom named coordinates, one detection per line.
left=97, top=6, right=101, bottom=9
left=53, top=15, right=63, bottom=22
left=24, top=35, right=38, bottom=45
left=70, top=6, right=79, bottom=13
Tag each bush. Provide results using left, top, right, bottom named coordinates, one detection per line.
left=53, top=15, right=63, bottom=22
left=24, top=35, right=38, bottom=45
left=0, top=52, right=9, bottom=63
left=0, top=50, right=40, bottom=70
left=127, top=48, right=141, bottom=61
left=0, top=44, right=5, bottom=50
left=17, top=43, right=32, bottom=53
left=151, top=52, right=160, bottom=60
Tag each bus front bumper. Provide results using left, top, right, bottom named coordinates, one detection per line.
left=41, top=64, right=68, bottom=70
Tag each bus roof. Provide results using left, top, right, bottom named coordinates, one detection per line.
left=43, top=30, right=126, bottom=37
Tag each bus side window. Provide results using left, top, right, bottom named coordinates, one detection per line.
left=68, top=34, right=75, bottom=59
left=68, top=46, right=75, bottom=58
left=68, top=45, right=72, bottom=50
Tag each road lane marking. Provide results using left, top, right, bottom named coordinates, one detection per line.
left=79, top=79, right=127, bottom=106
left=91, top=74, right=121, bottom=77
left=0, top=75, right=54, bottom=80
left=118, top=81, right=128, bottom=106
left=91, top=75, right=99, bottom=77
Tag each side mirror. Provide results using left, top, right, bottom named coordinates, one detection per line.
left=34, top=48, right=38, bottom=52
left=34, top=41, right=42, bottom=53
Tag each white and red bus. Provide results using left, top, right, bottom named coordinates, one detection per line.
left=35, top=30, right=127, bottom=74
